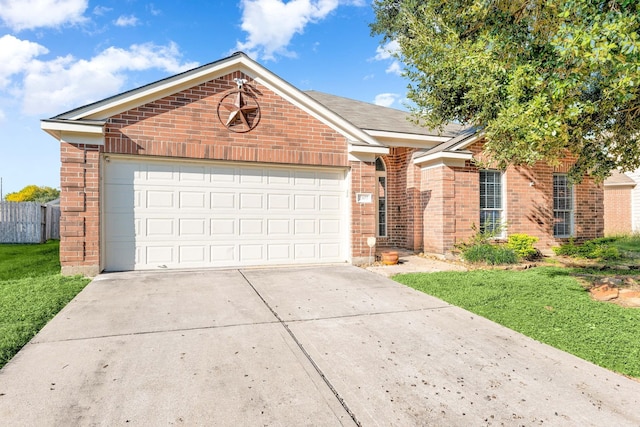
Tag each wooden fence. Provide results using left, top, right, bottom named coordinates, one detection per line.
left=0, top=202, right=60, bottom=243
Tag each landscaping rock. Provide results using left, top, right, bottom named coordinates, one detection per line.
left=590, top=285, right=619, bottom=301
left=597, top=277, right=623, bottom=287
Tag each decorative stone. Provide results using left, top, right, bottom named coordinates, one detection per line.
left=590, top=285, right=619, bottom=301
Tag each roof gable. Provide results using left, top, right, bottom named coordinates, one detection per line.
left=42, top=52, right=386, bottom=154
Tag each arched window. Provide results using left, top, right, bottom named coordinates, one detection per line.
left=375, top=157, right=387, bottom=237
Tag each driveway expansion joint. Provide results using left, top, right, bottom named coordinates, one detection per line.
left=238, top=269, right=362, bottom=426
left=30, top=320, right=282, bottom=344
left=284, top=305, right=454, bottom=323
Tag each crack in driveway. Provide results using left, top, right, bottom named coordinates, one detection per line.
left=238, top=269, right=362, bottom=426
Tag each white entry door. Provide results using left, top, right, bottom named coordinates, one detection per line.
left=103, top=157, right=349, bottom=271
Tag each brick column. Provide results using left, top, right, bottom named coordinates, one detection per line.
left=59, top=143, right=101, bottom=276
left=350, top=160, right=376, bottom=263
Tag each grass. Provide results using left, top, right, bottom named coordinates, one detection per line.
left=0, top=241, right=90, bottom=369
left=395, top=267, right=640, bottom=378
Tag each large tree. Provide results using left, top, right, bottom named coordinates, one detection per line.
left=372, top=0, right=640, bottom=180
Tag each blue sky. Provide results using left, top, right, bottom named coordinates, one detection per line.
left=0, top=0, right=406, bottom=196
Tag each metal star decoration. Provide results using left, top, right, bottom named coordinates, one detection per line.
left=217, top=79, right=261, bottom=133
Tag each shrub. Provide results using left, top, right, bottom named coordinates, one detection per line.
left=507, top=234, right=539, bottom=260
left=553, top=237, right=621, bottom=260
left=461, top=244, right=518, bottom=265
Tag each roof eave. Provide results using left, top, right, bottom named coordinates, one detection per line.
left=41, top=119, right=105, bottom=145
left=413, top=150, right=473, bottom=167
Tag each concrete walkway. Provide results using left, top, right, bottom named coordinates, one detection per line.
left=366, top=253, right=467, bottom=277
left=1, top=265, right=639, bottom=426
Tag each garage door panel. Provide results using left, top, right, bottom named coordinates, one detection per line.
left=267, top=219, right=290, bottom=235
left=267, top=194, right=290, bottom=210
left=145, top=246, right=173, bottom=265
left=145, top=191, right=175, bottom=209
left=211, top=245, right=236, bottom=262
left=179, top=192, right=207, bottom=209
left=105, top=214, right=136, bottom=240
left=146, top=218, right=174, bottom=237
left=211, top=193, right=235, bottom=209
left=240, top=245, right=263, bottom=261
left=211, top=166, right=236, bottom=183
left=179, top=218, right=206, bottom=236
left=294, top=194, right=316, bottom=210
left=267, top=169, right=291, bottom=185
left=239, top=193, right=264, bottom=210
left=294, top=243, right=316, bottom=260
left=179, top=246, right=207, bottom=263
left=268, top=244, right=290, bottom=260
left=211, top=218, right=236, bottom=236
left=179, top=165, right=207, bottom=182
left=239, top=219, right=263, bottom=235
left=104, top=159, right=347, bottom=271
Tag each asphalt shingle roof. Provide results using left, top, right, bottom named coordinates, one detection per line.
left=305, top=90, right=465, bottom=138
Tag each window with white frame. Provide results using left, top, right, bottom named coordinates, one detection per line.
left=375, top=157, right=387, bottom=237
left=479, top=170, right=503, bottom=235
left=553, top=174, right=573, bottom=237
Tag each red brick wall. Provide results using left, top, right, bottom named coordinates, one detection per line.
left=419, top=142, right=604, bottom=255
left=103, top=71, right=347, bottom=167
left=350, top=160, right=377, bottom=261
left=374, top=148, right=422, bottom=251
left=59, top=71, right=353, bottom=274
left=604, top=187, right=633, bottom=235
left=59, top=143, right=100, bottom=276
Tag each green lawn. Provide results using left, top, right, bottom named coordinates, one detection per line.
left=395, top=267, right=640, bottom=378
left=0, top=241, right=90, bottom=369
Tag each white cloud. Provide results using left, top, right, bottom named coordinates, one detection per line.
left=386, top=61, right=402, bottom=75
left=374, top=93, right=399, bottom=108
left=93, top=5, right=112, bottom=16
left=147, top=3, right=161, bottom=16
left=0, top=0, right=88, bottom=31
left=237, top=0, right=365, bottom=60
left=114, top=15, right=139, bottom=27
left=0, top=40, right=199, bottom=115
left=0, top=35, right=48, bottom=89
left=374, top=40, right=400, bottom=61
left=373, top=40, right=402, bottom=76
left=0, top=109, right=5, bottom=123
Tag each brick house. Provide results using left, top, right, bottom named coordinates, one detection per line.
left=41, top=52, right=603, bottom=276
left=603, top=171, right=636, bottom=235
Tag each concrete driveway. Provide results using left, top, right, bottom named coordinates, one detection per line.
left=1, top=265, right=639, bottom=426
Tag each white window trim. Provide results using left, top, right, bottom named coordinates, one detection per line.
left=376, top=158, right=387, bottom=238
left=553, top=174, right=575, bottom=238
left=479, top=169, right=506, bottom=238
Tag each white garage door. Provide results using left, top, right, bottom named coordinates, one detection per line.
left=103, top=157, right=349, bottom=271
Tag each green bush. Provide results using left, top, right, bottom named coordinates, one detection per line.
left=553, top=237, right=621, bottom=260
left=507, top=233, right=539, bottom=260
left=461, top=244, right=519, bottom=265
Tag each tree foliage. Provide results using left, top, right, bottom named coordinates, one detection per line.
left=371, top=0, right=640, bottom=180
left=4, top=185, right=60, bottom=203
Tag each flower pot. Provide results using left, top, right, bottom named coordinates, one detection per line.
left=381, top=251, right=399, bottom=265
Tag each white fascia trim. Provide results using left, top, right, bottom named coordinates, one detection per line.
left=41, top=120, right=104, bottom=134
left=348, top=144, right=389, bottom=155
left=413, top=151, right=472, bottom=166
left=70, top=55, right=250, bottom=120
left=41, top=120, right=105, bottom=145
left=65, top=53, right=384, bottom=151
left=604, top=182, right=637, bottom=188
left=252, top=72, right=382, bottom=148
left=365, top=129, right=450, bottom=145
